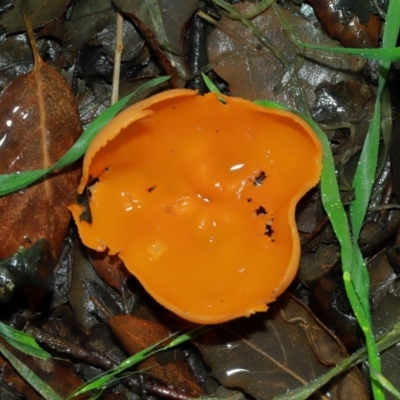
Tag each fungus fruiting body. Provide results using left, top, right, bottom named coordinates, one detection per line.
left=69, top=89, right=322, bottom=324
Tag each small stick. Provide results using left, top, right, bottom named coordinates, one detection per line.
left=111, top=11, right=124, bottom=105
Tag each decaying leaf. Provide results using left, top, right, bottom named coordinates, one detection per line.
left=207, top=3, right=361, bottom=110
left=113, top=0, right=198, bottom=86
left=63, top=0, right=114, bottom=51
left=195, top=293, right=369, bottom=399
left=109, top=314, right=205, bottom=398
left=0, top=0, right=70, bottom=34
left=69, top=242, right=112, bottom=329
left=0, top=15, right=82, bottom=302
left=88, top=250, right=130, bottom=294
left=0, top=240, right=52, bottom=304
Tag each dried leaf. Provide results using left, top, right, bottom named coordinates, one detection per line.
left=69, top=242, right=113, bottom=329
left=195, top=293, right=368, bottom=399
left=63, top=0, right=114, bottom=51
left=113, top=0, right=197, bottom=85
left=311, top=81, right=373, bottom=123
left=298, top=243, right=341, bottom=286
left=0, top=22, right=82, bottom=289
left=207, top=3, right=360, bottom=109
left=0, top=34, right=33, bottom=87
left=0, top=0, right=69, bottom=34
left=88, top=250, right=130, bottom=294
left=109, top=314, right=205, bottom=397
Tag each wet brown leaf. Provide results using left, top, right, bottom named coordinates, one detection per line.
left=195, top=293, right=368, bottom=399
left=113, top=0, right=197, bottom=86
left=298, top=243, right=341, bottom=286
left=109, top=314, right=205, bottom=397
left=0, top=0, right=69, bottom=34
left=0, top=29, right=82, bottom=301
left=207, top=3, right=360, bottom=109
left=368, top=250, right=398, bottom=308
left=312, top=81, right=374, bottom=123
left=63, top=0, right=114, bottom=51
left=0, top=34, right=33, bottom=89
left=69, top=242, right=116, bottom=329
left=310, top=271, right=362, bottom=351
left=88, top=250, right=130, bottom=294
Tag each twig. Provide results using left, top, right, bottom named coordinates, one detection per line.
left=111, top=11, right=124, bottom=105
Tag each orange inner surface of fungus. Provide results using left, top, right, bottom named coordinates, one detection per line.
left=69, top=89, right=322, bottom=324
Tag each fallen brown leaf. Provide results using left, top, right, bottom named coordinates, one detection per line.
left=195, top=293, right=369, bottom=399
left=207, top=3, right=360, bottom=109
left=0, top=0, right=70, bottom=34
left=0, top=14, right=82, bottom=304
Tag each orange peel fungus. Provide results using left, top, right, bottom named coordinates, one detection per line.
left=69, top=89, right=322, bottom=324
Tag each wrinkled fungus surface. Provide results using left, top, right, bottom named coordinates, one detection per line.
left=69, top=89, right=322, bottom=324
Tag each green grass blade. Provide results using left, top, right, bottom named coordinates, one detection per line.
left=0, top=76, right=170, bottom=197
left=350, top=0, right=400, bottom=239
left=0, top=341, right=62, bottom=400
left=69, top=327, right=207, bottom=398
left=0, top=322, right=51, bottom=360
left=52, top=75, right=170, bottom=171
left=350, top=108, right=382, bottom=240
left=253, top=100, right=382, bottom=398
left=370, top=368, right=400, bottom=399
left=201, top=73, right=226, bottom=103
left=347, top=2, right=400, bottom=398
left=297, top=43, right=400, bottom=62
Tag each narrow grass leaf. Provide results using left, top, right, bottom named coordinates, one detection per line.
left=347, top=2, right=400, bottom=398
left=253, top=100, right=382, bottom=398
left=350, top=109, right=381, bottom=240
left=297, top=42, right=400, bottom=62
left=350, top=0, right=400, bottom=239
left=370, top=368, right=400, bottom=399
left=201, top=73, right=226, bottom=103
left=0, top=322, right=50, bottom=360
left=69, top=327, right=207, bottom=398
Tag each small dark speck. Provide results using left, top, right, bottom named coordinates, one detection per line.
left=172, top=106, right=176, bottom=109
left=254, top=171, right=266, bottom=186
left=255, top=206, right=267, bottom=215
left=148, top=186, right=156, bottom=193
left=247, top=198, right=252, bottom=203
left=216, top=130, right=219, bottom=133
left=265, top=224, right=274, bottom=237
left=23, top=236, right=32, bottom=244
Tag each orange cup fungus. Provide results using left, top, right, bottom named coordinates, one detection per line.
left=69, top=89, right=322, bottom=324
